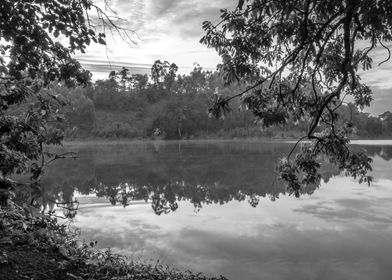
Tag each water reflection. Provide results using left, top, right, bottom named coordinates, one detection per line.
left=38, top=141, right=392, bottom=280
left=352, top=143, right=392, bottom=161
left=74, top=176, right=392, bottom=280
left=36, top=141, right=344, bottom=215
left=94, top=181, right=265, bottom=215
left=38, top=142, right=392, bottom=216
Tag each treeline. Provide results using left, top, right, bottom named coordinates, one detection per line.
left=55, top=61, right=392, bottom=140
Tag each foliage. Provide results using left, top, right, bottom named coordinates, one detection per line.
left=151, top=60, right=179, bottom=90
left=109, top=67, right=149, bottom=92
left=200, top=0, right=392, bottom=192
left=0, top=202, right=228, bottom=280
left=0, top=0, right=131, bottom=204
left=56, top=61, right=389, bottom=141
left=58, top=86, right=96, bottom=133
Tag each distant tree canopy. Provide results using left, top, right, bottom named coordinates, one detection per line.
left=201, top=0, right=392, bottom=195
left=0, top=0, right=129, bottom=205
left=57, top=60, right=390, bottom=142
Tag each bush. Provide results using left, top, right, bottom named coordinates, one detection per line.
left=94, top=122, right=140, bottom=138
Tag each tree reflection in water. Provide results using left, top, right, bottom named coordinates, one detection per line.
left=93, top=181, right=261, bottom=215
left=33, top=142, right=392, bottom=217
left=91, top=173, right=332, bottom=215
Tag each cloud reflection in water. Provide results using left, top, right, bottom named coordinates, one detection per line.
left=44, top=141, right=392, bottom=279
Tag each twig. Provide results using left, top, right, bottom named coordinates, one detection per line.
left=287, top=135, right=308, bottom=160
left=378, top=38, right=391, bottom=66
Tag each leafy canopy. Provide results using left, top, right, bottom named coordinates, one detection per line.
left=0, top=0, right=127, bottom=205
left=201, top=0, right=392, bottom=195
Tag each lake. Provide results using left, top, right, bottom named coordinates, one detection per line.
left=41, top=140, right=392, bottom=280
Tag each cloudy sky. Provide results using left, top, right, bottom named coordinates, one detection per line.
left=75, top=0, right=234, bottom=77
left=75, top=0, right=392, bottom=115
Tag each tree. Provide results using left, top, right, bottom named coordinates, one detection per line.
left=109, top=67, right=149, bottom=92
left=62, top=87, right=96, bottom=133
left=201, top=0, right=391, bottom=195
left=0, top=0, right=130, bottom=205
left=151, top=60, right=178, bottom=91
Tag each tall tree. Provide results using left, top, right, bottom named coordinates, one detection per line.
left=151, top=60, right=178, bottom=91
left=0, top=0, right=130, bottom=205
left=201, top=0, right=391, bottom=195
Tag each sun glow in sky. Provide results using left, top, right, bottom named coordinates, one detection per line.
left=75, top=0, right=392, bottom=115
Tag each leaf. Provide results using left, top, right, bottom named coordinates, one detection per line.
left=0, top=252, right=8, bottom=264
left=237, top=0, right=245, bottom=10
left=109, top=70, right=116, bottom=78
left=98, top=37, right=106, bottom=45
left=58, top=246, right=68, bottom=257
left=29, top=206, right=45, bottom=218
left=0, top=237, right=12, bottom=245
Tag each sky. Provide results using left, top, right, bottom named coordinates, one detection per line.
left=74, top=0, right=392, bottom=116
left=74, top=0, right=234, bottom=77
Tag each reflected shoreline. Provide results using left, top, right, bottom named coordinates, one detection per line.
left=18, top=141, right=392, bottom=280
left=20, top=141, right=392, bottom=217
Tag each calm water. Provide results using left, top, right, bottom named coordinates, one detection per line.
left=42, top=140, right=392, bottom=280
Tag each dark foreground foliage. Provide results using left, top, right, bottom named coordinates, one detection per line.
left=0, top=202, right=227, bottom=280
left=199, top=0, right=392, bottom=194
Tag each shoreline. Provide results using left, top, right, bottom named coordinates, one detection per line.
left=61, top=138, right=392, bottom=146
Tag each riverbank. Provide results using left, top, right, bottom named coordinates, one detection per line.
left=60, top=137, right=392, bottom=148
left=61, top=137, right=291, bottom=146
left=0, top=203, right=227, bottom=280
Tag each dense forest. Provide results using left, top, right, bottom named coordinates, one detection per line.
left=46, top=61, right=391, bottom=140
